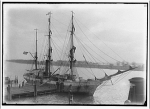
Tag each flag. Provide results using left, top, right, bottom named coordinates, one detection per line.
left=23, top=51, right=28, bottom=55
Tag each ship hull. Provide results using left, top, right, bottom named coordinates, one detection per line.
left=23, top=75, right=50, bottom=85
left=48, top=80, right=102, bottom=95
left=24, top=75, right=102, bottom=95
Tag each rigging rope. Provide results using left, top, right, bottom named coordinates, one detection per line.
left=97, top=80, right=110, bottom=90
left=74, top=18, right=121, bottom=62
left=74, top=34, right=109, bottom=75
left=38, top=36, right=50, bottom=70
left=52, top=16, right=69, bottom=27
left=38, top=35, right=47, bottom=68
left=30, top=60, right=35, bottom=71
left=51, top=38, right=61, bottom=60
left=74, top=34, right=109, bottom=63
left=97, top=70, right=132, bottom=100
left=112, top=71, right=131, bottom=85
left=74, top=34, right=104, bottom=78
left=58, top=36, right=71, bottom=74
left=74, top=17, right=125, bottom=62
left=51, top=23, right=65, bottom=45
left=77, top=68, right=91, bottom=79
left=59, top=19, right=72, bottom=61
left=74, top=34, right=106, bottom=63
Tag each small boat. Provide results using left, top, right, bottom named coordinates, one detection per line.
left=23, top=11, right=137, bottom=95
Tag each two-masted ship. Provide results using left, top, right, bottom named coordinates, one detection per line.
left=23, top=11, right=137, bottom=95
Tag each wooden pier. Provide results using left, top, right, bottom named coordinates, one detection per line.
left=6, top=84, right=57, bottom=100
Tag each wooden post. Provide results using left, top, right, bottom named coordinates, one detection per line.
left=68, top=90, right=71, bottom=104
left=70, top=95, right=73, bottom=104
left=56, top=81, right=59, bottom=92
left=34, top=83, right=37, bottom=97
left=68, top=91, right=73, bottom=104
left=7, top=84, right=12, bottom=100
left=68, top=85, right=73, bottom=104
left=127, top=77, right=145, bottom=104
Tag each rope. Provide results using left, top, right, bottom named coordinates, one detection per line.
left=51, top=38, right=69, bottom=74
left=74, top=34, right=109, bottom=63
left=74, top=17, right=125, bottom=62
left=39, top=38, right=49, bottom=68
left=51, top=23, right=65, bottom=45
left=74, top=18, right=121, bottom=62
left=113, top=71, right=131, bottom=85
left=77, top=68, right=91, bottom=79
left=51, top=39, right=61, bottom=60
left=38, top=36, right=47, bottom=67
left=52, top=16, right=69, bottom=27
left=74, top=34, right=105, bottom=78
left=74, top=34, right=108, bottom=75
left=97, top=80, right=110, bottom=90
left=59, top=19, right=72, bottom=61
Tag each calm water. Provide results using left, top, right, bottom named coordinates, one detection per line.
left=3, top=62, right=146, bottom=104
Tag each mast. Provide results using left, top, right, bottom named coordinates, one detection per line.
left=34, top=28, right=38, bottom=70
left=70, top=11, right=76, bottom=80
left=46, top=12, right=52, bottom=77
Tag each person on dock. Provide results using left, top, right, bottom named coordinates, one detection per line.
left=61, top=82, right=64, bottom=92
left=7, top=84, right=10, bottom=92
left=22, top=81, right=24, bottom=87
left=40, top=78, right=43, bottom=84
left=14, top=76, right=18, bottom=85
left=10, top=81, right=12, bottom=87
left=56, top=81, right=59, bottom=91
left=7, top=84, right=12, bottom=100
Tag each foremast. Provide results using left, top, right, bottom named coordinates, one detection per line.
left=46, top=12, right=53, bottom=77
left=69, top=11, right=76, bottom=81
left=34, top=28, right=38, bottom=70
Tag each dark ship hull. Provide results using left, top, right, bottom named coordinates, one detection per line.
left=23, top=72, right=102, bottom=95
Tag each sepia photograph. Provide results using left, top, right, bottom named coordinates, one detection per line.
left=1, top=2, right=148, bottom=106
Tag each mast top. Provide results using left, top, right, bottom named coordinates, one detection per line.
left=46, top=11, right=52, bottom=17
left=34, top=28, right=38, bottom=31
left=71, top=11, right=75, bottom=17
left=34, top=28, right=38, bottom=70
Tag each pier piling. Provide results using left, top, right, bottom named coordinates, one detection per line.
left=125, top=77, right=145, bottom=105
left=34, top=83, right=37, bottom=97
left=7, top=84, right=12, bottom=100
left=68, top=85, right=73, bottom=104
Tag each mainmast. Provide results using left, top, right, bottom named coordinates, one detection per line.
left=46, top=12, right=52, bottom=77
left=70, top=11, right=76, bottom=80
left=34, top=28, right=38, bottom=70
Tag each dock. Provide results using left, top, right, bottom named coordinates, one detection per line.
left=6, top=84, right=57, bottom=100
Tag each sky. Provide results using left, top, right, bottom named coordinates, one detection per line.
left=3, top=3, right=147, bottom=64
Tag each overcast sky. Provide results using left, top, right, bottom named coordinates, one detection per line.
left=3, top=3, right=147, bottom=64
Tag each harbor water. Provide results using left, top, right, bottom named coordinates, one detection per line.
left=3, top=62, right=146, bottom=104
